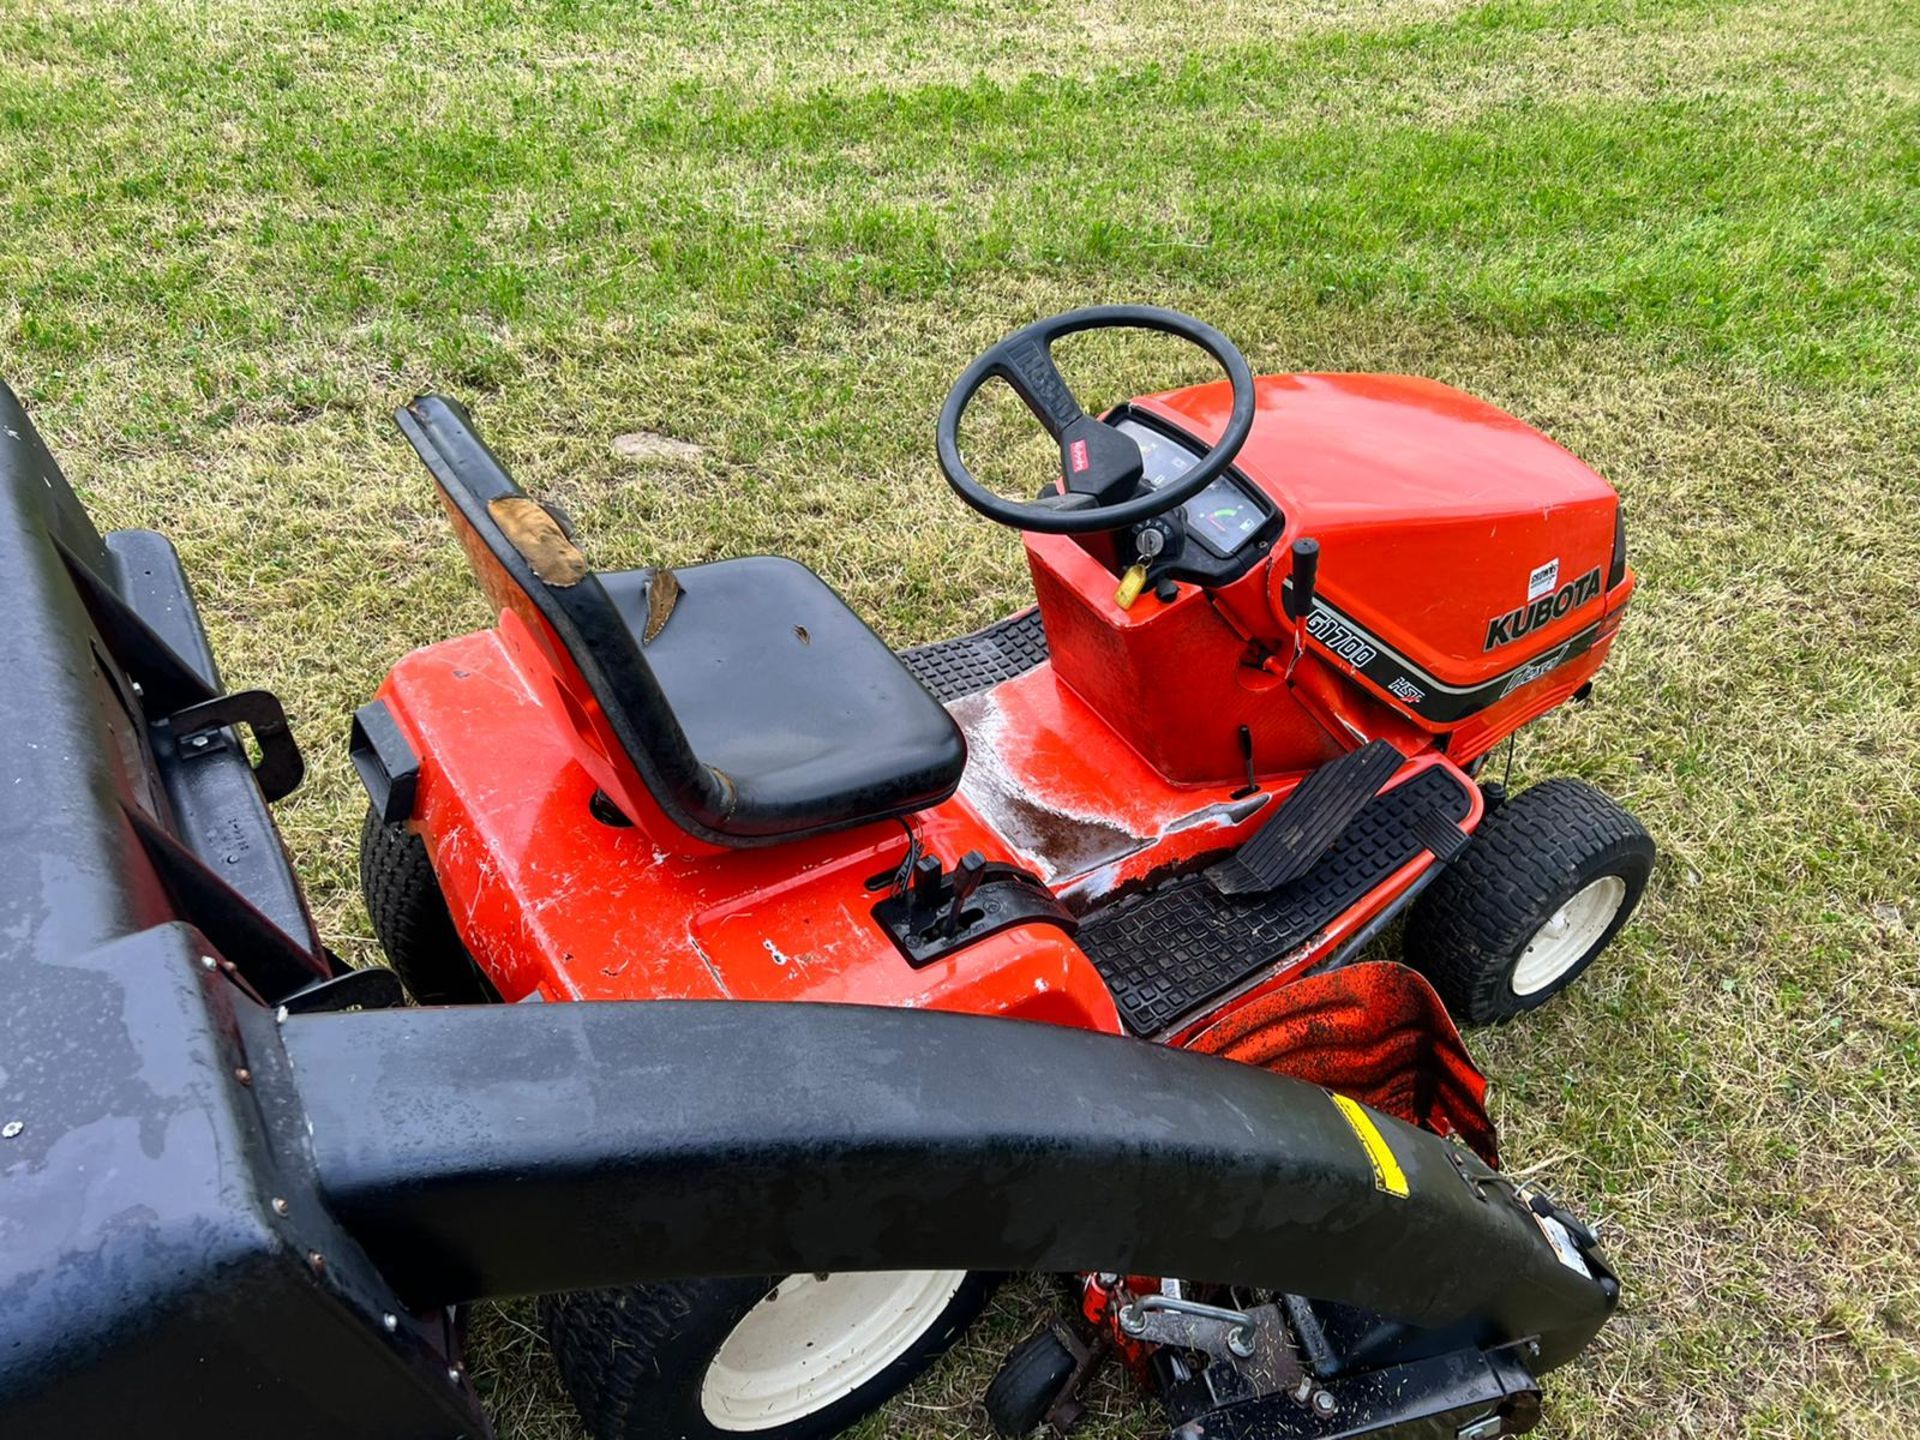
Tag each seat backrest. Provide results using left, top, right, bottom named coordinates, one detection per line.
left=395, top=396, right=749, bottom=845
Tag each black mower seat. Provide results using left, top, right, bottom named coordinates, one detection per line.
left=395, top=395, right=965, bottom=847
left=597, top=559, right=966, bottom=837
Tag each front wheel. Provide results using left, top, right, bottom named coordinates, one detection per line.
left=1403, top=778, right=1655, bottom=1026
left=544, top=1271, right=993, bottom=1440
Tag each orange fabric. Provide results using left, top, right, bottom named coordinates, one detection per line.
left=1186, top=961, right=1499, bottom=1166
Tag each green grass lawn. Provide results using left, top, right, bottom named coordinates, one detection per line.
left=5, top=0, right=1918, bottom=1435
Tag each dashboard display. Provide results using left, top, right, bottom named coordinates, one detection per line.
left=1113, top=418, right=1267, bottom=556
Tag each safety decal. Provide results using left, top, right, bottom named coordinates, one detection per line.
left=1527, top=558, right=1560, bottom=601
left=1329, top=1092, right=1409, bottom=1198
left=1534, top=1210, right=1595, bottom=1276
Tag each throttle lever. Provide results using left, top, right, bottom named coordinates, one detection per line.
left=1284, top=537, right=1319, bottom=619
left=1284, top=537, right=1320, bottom=677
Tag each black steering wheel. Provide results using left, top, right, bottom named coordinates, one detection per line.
left=935, top=304, right=1257, bottom=535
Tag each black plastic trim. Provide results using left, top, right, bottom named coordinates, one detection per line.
left=52, top=533, right=218, bottom=716
left=1107, top=405, right=1281, bottom=585
left=873, top=865, right=1078, bottom=966
left=104, top=529, right=224, bottom=690
left=350, top=700, right=421, bottom=824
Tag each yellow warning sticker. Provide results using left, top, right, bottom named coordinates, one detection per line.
left=1330, top=1093, right=1410, bottom=1198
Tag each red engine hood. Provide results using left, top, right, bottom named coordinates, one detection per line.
left=1137, top=374, right=1621, bottom=688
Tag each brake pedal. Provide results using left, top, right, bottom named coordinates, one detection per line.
left=1208, top=740, right=1404, bottom=895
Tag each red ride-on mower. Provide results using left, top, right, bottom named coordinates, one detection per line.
left=353, top=306, right=1652, bottom=1440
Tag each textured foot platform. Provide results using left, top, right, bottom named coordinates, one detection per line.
left=1079, top=766, right=1475, bottom=1036
left=898, top=608, right=1049, bottom=702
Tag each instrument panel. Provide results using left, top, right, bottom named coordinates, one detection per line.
left=1112, top=416, right=1272, bottom=560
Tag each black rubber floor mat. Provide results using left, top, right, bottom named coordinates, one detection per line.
left=1208, top=739, right=1406, bottom=894
left=1079, top=766, right=1474, bottom=1036
left=898, top=608, right=1049, bottom=703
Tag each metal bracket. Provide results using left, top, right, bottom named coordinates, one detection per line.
left=1155, top=1300, right=1306, bottom=1423
left=169, top=688, right=305, bottom=803
left=1042, top=1322, right=1107, bottom=1436
left=277, top=966, right=408, bottom=1017
left=1118, top=1293, right=1260, bottom=1361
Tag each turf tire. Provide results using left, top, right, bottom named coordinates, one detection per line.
left=543, top=1274, right=992, bottom=1440
left=1403, top=778, right=1654, bottom=1026
left=358, top=805, right=497, bottom=1005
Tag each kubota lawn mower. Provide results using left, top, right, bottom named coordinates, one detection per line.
left=335, top=305, right=1654, bottom=1440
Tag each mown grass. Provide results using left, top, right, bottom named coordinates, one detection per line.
left=4, top=0, right=1917, bottom=1435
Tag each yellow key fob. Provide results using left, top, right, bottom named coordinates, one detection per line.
left=1114, top=561, right=1150, bottom=611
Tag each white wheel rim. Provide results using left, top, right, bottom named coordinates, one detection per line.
left=1511, top=875, right=1627, bottom=997
left=699, top=1270, right=967, bottom=1431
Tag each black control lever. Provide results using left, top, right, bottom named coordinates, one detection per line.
left=871, top=852, right=1080, bottom=967
left=911, top=853, right=945, bottom=905
left=1277, top=534, right=1369, bottom=752
left=1284, top=536, right=1320, bottom=680
left=944, top=851, right=988, bottom=938
left=1284, top=537, right=1320, bottom=620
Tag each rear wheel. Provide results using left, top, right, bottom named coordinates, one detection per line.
left=358, top=805, right=497, bottom=1005
left=544, top=1272, right=992, bottom=1440
left=1403, top=779, right=1654, bottom=1026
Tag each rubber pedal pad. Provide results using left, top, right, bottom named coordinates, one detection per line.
left=1207, top=739, right=1406, bottom=895
left=1410, top=807, right=1473, bottom=864
left=1081, top=766, right=1473, bottom=1034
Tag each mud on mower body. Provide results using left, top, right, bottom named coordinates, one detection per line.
left=0, top=305, right=1643, bottom=1440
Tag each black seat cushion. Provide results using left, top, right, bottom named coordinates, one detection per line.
left=601, top=557, right=965, bottom=837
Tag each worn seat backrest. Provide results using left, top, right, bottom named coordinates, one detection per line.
left=396, top=396, right=746, bottom=845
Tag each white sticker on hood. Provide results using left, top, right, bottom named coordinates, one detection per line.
left=1527, top=558, right=1560, bottom=601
